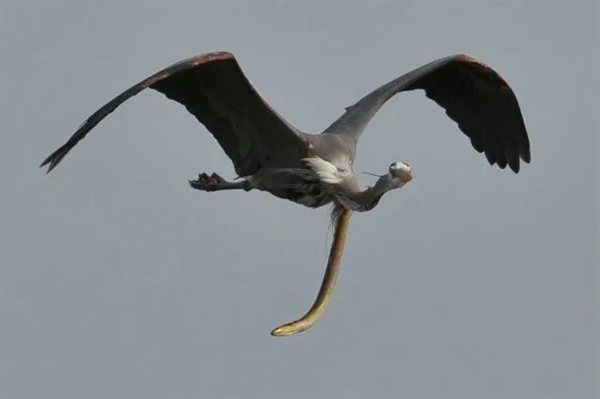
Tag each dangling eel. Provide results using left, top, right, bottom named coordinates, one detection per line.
left=270, top=208, right=352, bottom=336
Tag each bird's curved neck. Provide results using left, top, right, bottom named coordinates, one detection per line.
left=334, top=183, right=386, bottom=212
left=333, top=173, right=406, bottom=212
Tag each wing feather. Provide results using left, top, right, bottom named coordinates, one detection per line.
left=41, top=52, right=305, bottom=176
left=323, top=54, right=531, bottom=173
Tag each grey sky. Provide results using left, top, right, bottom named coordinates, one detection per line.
left=1, top=2, right=598, bottom=398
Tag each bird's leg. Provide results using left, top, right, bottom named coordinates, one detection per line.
left=189, top=172, right=250, bottom=192
left=271, top=208, right=352, bottom=336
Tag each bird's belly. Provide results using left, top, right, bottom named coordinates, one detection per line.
left=284, top=185, right=332, bottom=208
left=248, top=170, right=332, bottom=209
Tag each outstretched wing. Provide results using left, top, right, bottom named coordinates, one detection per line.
left=41, top=51, right=305, bottom=176
left=323, top=54, right=530, bottom=173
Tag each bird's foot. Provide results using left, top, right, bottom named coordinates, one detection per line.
left=189, top=172, right=250, bottom=192
left=189, top=172, right=227, bottom=192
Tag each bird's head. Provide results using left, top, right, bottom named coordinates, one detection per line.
left=368, top=161, right=413, bottom=197
left=388, top=161, right=412, bottom=185
left=334, top=160, right=413, bottom=212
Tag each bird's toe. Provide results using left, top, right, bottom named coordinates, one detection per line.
left=189, top=172, right=210, bottom=190
left=210, top=172, right=226, bottom=183
left=189, top=172, right=226, bottom=192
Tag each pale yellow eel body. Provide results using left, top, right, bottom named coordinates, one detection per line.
left=271, top=209, right=352, bottom=336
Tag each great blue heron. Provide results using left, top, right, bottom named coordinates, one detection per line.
left=41, top=51, right=530, bottom=336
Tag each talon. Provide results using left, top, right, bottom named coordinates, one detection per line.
left=190, top=173, right=210, bottom=191
left=189, top=178, right=203, bottom=190
left=189, top=172, right=228, bottom=192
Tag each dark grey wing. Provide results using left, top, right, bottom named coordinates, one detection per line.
left=323, top=54, right=530, bottom=173
left=41, top=51, right=305, bottom=176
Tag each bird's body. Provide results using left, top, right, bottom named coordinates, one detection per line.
left=42, top=51, right=531, bottom=336
left=239, top=133, right=358, bottom=209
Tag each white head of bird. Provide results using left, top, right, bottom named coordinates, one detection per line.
left=389, top=161, right=412, bottom=184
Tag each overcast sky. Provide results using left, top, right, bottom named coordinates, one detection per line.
left=1, top=2, right=598, bottom=398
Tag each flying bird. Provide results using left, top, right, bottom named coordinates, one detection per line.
left=41, top=51, right=530, bottom=336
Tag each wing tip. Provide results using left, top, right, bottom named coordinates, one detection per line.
left=506, top=150, right=532, bottom=174
left=40, top=51, right=239, bottom=176
left=39, top=156, right=58, bottom=174
left=40, top=144, right=71, bottom=174
left=40, top=153, right=53, bottom=173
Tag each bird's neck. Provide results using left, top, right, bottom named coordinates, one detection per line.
left=333, top=174, right=405, bottom=212
left=334, top=184, right=386, bottom=212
